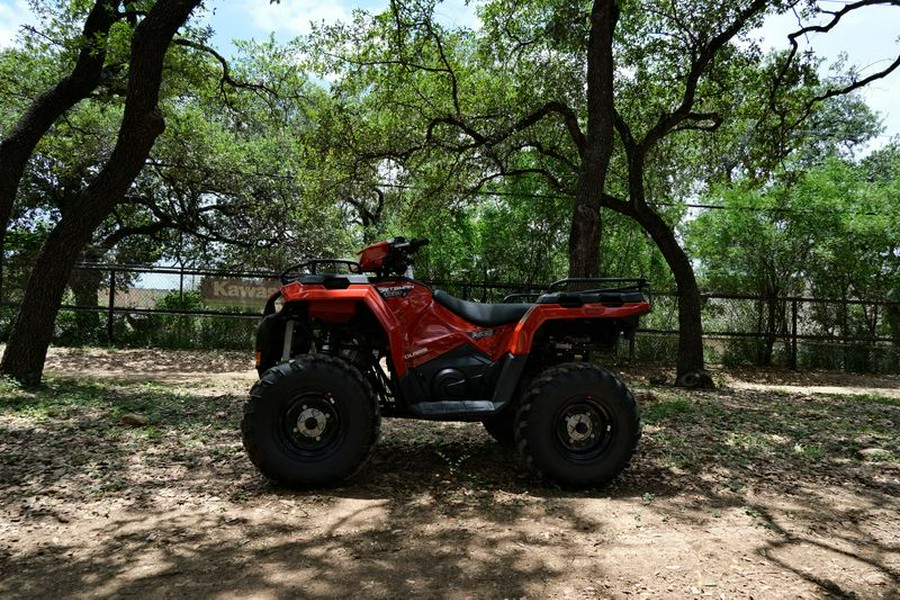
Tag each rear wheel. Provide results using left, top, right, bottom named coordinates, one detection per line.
left=242, top=354, right=380, bottom=486
left=515, top=363, right=640, bottom=487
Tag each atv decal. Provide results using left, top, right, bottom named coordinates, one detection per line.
left=378, top=285, right=415, bottom=298
left=468, top=328, right=496, bottom=341
left=404, top=347, right=429, bottom=360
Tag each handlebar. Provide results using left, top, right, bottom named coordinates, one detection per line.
left=391, top=237, right=429, bottom=252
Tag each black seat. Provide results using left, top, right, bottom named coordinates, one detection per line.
left=433, top=290, right=532, bottom=327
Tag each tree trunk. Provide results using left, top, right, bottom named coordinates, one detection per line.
left=567, top=0, right=619, bottom=278
left=568, top=197, right=601, bottom=277
left=0, top=0, right=122, bottom=300
left=638, top=210, right=710, bottom=387
left=0, top=214, right=103, bottom=382
left=0, top=0, right=203, bottom=385
left=763, top=293, right=777, bottom=366
left=613, top=137, right=711, bottom=387
left=886, top=302, right=900, bottom=370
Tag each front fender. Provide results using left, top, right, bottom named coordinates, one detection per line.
left=265, top=283, right=408, bottom=377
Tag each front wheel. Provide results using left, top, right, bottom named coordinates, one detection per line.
left=515, top=363, right=640, bottom=487
left=482, top=411, right=516, bottom=446
left=241, top=355, right=380, bottom=486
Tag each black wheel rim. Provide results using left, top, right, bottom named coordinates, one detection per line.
left=554, top=397, right=613, bottom=462
left=279, top=391, right=343, bottom=458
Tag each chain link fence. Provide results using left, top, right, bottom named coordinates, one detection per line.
left=1, top=265, right=276, bottom=351
left=1, top=264, right=898, bottom=373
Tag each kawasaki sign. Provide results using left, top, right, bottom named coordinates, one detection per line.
left=201, top=277, right=281, bottom=308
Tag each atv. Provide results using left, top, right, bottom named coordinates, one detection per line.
left=242, top=237, right=651, bottom=487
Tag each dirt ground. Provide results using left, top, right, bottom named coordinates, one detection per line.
left=1, top=347, right=898, bottom=599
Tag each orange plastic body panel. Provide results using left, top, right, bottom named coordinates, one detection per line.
left=280, top=279, right=650, bottom=377
left=507, top=303, right=651, bottom=355
left=281, top=281, right=406, bottom=373
left=374, top=281, right=518, bottom=370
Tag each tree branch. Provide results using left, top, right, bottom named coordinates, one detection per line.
left=171, top=38, right=277, bottom=98
left=426, top=101, right=586, bottom=158
left=510, top=139, right=580, bottom=173
left=775, top=0, right=900, bottom=92
left=768, top=0, right=900, bottom=151
left=101, top=218, right=172, bottom=249
left=642, top=0, right=770, bottom=153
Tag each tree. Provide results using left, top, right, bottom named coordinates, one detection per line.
left=309, top=0, right=900, bottom=385
left=1, top=17, right=354, bottom=348
left=1, top=0, right=204, bottom=384
left=140, top=36, right=354, bottom=269
left=689, top=151, right=900, bottom=368
left=689, top=183, right=818, bottom=365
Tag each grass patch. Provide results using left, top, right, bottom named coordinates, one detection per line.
left=638, top=386, right=899, bottom=482
left=1, top=376, right=236, bottom=428
left=841, top=393, right=900, bottom=408
left=641, top=396, right=694, bottom=421
left=1, top=377, right=241, bottom=472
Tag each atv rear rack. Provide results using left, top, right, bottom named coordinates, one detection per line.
left=547, top=277, right=648, bottom=293
left=503, top=277, right=648, bottom=304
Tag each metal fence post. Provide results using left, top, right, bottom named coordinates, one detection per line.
left=790, top=299, right=798, bottom=370
left=179, top=264, right=185, bottom=347
left=107, top=269, right=116, bottom=344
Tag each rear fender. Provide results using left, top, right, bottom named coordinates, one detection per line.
left=508, top=303, right=650, bottom=355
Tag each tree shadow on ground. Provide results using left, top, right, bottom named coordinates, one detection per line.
left=1, top=378, right=898, bottom=598
left=632, top=385, right=900, bottom=597
left=1, top=510, right=567, bottom=598
left=0, top=379, right=602, bottom=598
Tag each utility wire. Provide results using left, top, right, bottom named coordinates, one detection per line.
left=374, top=182, right=895, bottom=218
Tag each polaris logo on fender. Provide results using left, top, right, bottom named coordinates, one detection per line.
left=378, top=285, right=414, bottom=298
left=404, top=348, right=429, bottom=360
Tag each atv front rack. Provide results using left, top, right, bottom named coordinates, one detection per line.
left=279, top=259, right=362, bottom=284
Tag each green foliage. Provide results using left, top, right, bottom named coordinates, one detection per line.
left=3, top=0, right=897, bottom=376
left=300, top=0, right=891, bottom=295
left=2, top=225, right=50, bottom=303
left=631, top=334, right=680, bottom=363
left=410, top=183, right=571, bottom=287
left=1, top=3, right=356, bottom=314
left=688, top=149, right=900, bottom=370
left=691, top=153, right=899, bottom=302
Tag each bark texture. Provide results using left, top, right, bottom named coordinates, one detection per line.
left=567, top=0, right=619, bottom=279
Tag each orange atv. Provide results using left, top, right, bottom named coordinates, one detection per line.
left=243, top=237, right=650, bottom=487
